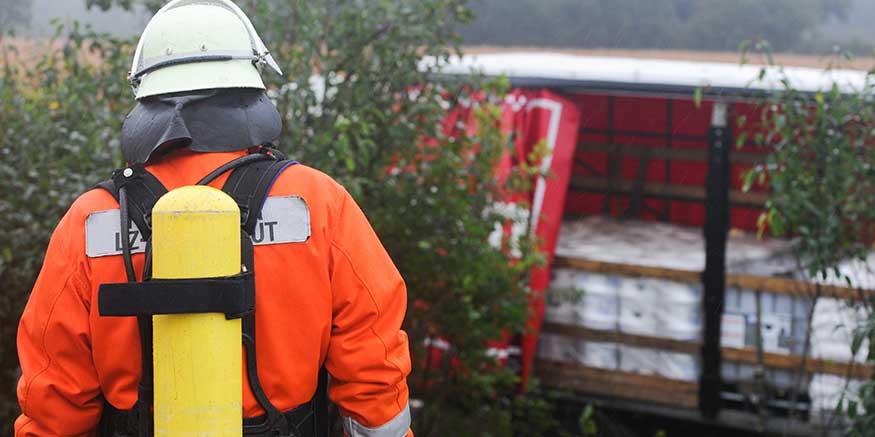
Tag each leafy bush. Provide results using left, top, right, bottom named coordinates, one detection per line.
left=1, top=1, right=542, bottom=435
left=0, top=25, right=131, bottom=432
left=743, top=50, right=875, bottom=433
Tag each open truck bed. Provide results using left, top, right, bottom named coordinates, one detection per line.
left=438, top=53, right=873, bottom=435
left=539, top=217, right=869, bottom=435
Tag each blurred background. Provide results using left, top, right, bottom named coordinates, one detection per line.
left=6, top=0, right=875, bottom=58
left=4, top=1, right=875, bottom=437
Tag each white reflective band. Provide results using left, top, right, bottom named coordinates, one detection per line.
left=85, top=196, right=310, bottom=258
left=85, top=209, right=147, bottom=258
left=342, top=404, right=411, bottom=437
left=251, top=196, right=311, bottom=246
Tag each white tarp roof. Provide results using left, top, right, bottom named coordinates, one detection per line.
left=432, top=52, right=870, bottom=95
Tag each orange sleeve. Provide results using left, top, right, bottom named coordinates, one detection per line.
left=324, top=186, right=413, bottom=436
left=15, top=207, right=102, bottom=436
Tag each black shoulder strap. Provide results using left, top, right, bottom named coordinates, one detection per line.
left=221, top=157, right=300, bottom=435
left=221, top=158, right=296, bottom=235
left=96, top=165, right=167, bottom=437
left=109, top=165, right=168, bottom=242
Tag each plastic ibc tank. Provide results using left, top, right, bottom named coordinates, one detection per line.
left=536, top=332, right=581, bottom=364
left=658, top=351, right=700, bottom=382
left=619, top=346, right=699, bottom=382
left=619, top=278, right=659, bottom=336
left=619, top=345, right=660, bottom=375
left=543, top=268, right=581, bottom=325
left=810, top=297, right=867, bottom=363
left=580, top=341, right=619, bottom=370
left=722, top=287, right=810, bottom=355
left=575, top=272, right=620, bottom=331
left=650, top=279, right=702, bottom=341
left=810, top=374, right=864, bottom=418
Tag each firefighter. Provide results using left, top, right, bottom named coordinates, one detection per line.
left=14, top=1, right=413, bottom=436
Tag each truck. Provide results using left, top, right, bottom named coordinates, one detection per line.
left=438, top=52, right=872, bottom=435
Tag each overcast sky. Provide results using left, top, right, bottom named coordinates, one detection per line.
left=23, top=0, right=148, bottom=37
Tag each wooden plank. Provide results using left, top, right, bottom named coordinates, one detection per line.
left=540, top=321, right=873, bottom=379
left=536, top=359, right=699, bottom=409
left=722, top=347, right=872, bottom=380
left=553, top=256, right=866, bottom=301
left=541, top=322, right=700, bottom=353
left=577, top=142, right=764, bottom=165
left=554, top=256, right=702, bottom=283
left=727, top=273, right=863, bottom=301
left=569, top=175, right=768, bottom=208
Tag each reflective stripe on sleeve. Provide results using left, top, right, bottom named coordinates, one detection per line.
left=341, top=404, right=411, bottom=437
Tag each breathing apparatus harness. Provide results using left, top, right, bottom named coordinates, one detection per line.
left=95, top=146, right=329, bottom=437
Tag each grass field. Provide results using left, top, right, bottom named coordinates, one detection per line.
left=4, top=37, right=873, bottom=72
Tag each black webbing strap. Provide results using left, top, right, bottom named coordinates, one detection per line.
left=98, top=273, right=254, bottom=319
left=103, top=166, right=164, bottom=437
left=222, top=158, right=295, bottom=235
left=222, top=158, right=310, bottom=436
left=240, top=232, right=286, bottom=435
left=313, top=368, right=329, bottom=436
left=243, top=402, right=316, bottom=437
left=197, top=153, right=276, bottom=186
left=110, top=164, right=168, bottom=242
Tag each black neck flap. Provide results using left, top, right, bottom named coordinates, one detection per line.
left=121, top=88, right=282, bottom=165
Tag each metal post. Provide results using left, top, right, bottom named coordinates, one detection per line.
left=664, top=99, right=674, bottom=221
left=700, top=102, right=732, bottom=419
left=151, top=186, right=243, bottom=436
left=602, top=95, right=617, bottom=215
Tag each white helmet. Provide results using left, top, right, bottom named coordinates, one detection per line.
left=129, top=0, right=283, bottom=99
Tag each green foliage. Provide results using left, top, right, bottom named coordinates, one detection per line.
left=846, top=380, right=875, bottom=436
left=0, top=24, right=132, bottom=432
left=742, top=47, right=875, bottom=434
left=462, top=0, right=850, bottom=53
left=416, top=389, right=571, bottom=437
left=744, top=74, right=875, bottom=278
left=1, top=1, right=544, bottom=435
left=579, top=403, right=597, bottom=436
left=846, top=318, right=875, bottom=436
left=85, top=0, right=163, bottom=12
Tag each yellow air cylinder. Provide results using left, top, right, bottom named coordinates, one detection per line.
left=151, top=185, right=242, bottom=436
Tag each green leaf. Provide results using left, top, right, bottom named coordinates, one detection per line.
left=742, top=170, right=756, bottom=192
left=852, top=331, right=865, bottom=356
left=735, top=132, right=748, bottom=149
left=579, top=404, right=597, bottom=436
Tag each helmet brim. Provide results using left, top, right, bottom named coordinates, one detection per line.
left=135, top=59, right=266, bottom=100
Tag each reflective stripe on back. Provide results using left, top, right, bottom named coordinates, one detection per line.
left=86, top=195, right=310, bottom=258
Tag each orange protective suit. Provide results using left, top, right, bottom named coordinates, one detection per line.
left=15, top=150, right=413, bottom=436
